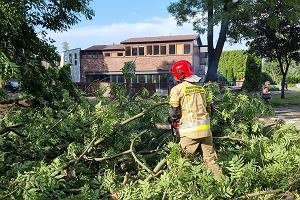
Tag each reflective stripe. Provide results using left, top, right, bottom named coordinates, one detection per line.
left=179, top=124, right=211, bottom=134
left=180, top=119, right=210, bottom=129
left=169, top=101, right=179, bottom=105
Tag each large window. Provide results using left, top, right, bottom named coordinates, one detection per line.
left=125, top=46, right=131, bottom=56
left=139, top=46, right=144, bottom=56
left=74, top=53, right=77, bottom=59
left=184, top=44, right=191, bottom=54
left=169, top=44, right=176, bottom=54
left=154, top=45, right=159, bottom=55
left=137, top=75, right=145, bottom=83
left=146, top=46, right=152, bottom=55
left=152, top=74, right=159, bottom=83
left=160, top=45, right=166, bottom=55
left=132, top=47, right=138, bottom=56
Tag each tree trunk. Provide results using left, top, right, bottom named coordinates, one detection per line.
left=281, top=74, right=286, bottom=99
left=205, top=1, right=229, bottom=82
left=206, top=57, right=219, bottom=81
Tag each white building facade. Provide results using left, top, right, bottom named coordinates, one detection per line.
left=60, top=48, right=81, bottom=82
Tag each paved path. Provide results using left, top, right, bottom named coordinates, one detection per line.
left=273, top=106, right=300, bottom=129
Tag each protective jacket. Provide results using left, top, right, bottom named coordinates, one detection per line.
left=169, top=81, right=212, bottom=139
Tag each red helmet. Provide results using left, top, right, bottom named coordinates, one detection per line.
left=171, top=60, right=193, bottom=80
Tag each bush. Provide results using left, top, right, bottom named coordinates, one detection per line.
left=286, top=73, right=300, bottom=84
left=242, top=53, right=262, bottom=91
left=218, top=50, right=248, bottom=82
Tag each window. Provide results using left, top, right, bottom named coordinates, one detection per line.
left=117, top=52, right=123, bottom=56
left=74, top=53, right=77, bottom=59
left=118, top=75, right=124, bottom=83
left=138, top=75, right=145, bottom=83
left=146, top=46, right=152, bottom=55
left=160, top=45, right=166, bottom=55
left=110, top=75, right=117, bottom=83
left=184, top=44, right=190, bottom=54
left=152, top=74, right=159, bottom=83
left=91, top=54, right=98, bottom=58
left=169, top=44, right=176, bottom=54
left=138, top=46, right=144, bottom=56
left=74, top=60, right=78, bottom=65
left=125, top=46, right=131, bottom=56
left=154, top=45, right=159, bottom=55
left=132, top=47, right=138, bottom=56
left=69, top=54, right=72, bottom=62
left=200, top=52, right=208, bottom=58
left=176, top=44, right=184, bottom=54
left=104, top=52, right=111, bottom=57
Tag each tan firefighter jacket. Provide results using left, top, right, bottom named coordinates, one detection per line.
left=169, top=81, right=212, bottom=139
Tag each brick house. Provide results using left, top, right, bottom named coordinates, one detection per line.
left=62, top=34, right=208, bottom=95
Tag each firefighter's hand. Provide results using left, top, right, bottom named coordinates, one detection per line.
left=172, top=121, right=180, bottom=129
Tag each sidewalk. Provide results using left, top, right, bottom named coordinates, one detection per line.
left=273, top=106, right=300, bottom=129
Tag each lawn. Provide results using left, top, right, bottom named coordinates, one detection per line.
left=271, top=89, right=300, bottom=106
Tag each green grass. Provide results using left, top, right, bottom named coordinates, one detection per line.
left=271, top=90, right=300, bottom=106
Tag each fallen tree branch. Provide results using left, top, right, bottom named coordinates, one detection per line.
left=235, top=176, right=300, bottom=200
left=119, top=102, right=168, bottom=126
left=0, top=188, right=18, bottom=200
left=122, top=172, right=129, bottom=185
left=145, top=159, right=167, bottom=182
left=213, top=136, right=247, bottom=144
left=0, top=99, right=32, bottom=107
left=130, top=130, right=155, bottom=176
left=0, top=124, right=24, bottom=137
left=234, top=189, right=282, bottom=199
left=63, top=137, right=97, bottom=169
left=84, top=149, right=132, bottom=162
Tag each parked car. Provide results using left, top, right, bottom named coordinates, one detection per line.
left=5, top=80, right=20, bottom=93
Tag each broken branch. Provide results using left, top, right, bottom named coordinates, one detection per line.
left=120, top=102, right=168, bottom=126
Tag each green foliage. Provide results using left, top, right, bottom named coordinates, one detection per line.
left=218, top=50, right=262, bottom=91
left=242, top=52, right=262, bottom=91
left=286, top=73, right=300, bottom=84
left=122, top=61, right=136, bottom=79
left=218, top=50, right=248, bottom=81
left=19, top=63, right=81, bottom=107
left=0, top=0, right=94, bottom=81
left=0, top=51, right=19, bottom=82
left=2, top=81, right=300, bottom=199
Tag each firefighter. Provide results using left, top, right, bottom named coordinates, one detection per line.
left=169, top=60, right=222, bottom=179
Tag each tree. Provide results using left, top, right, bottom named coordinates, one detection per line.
left=62, top=42, right=70, bottom=51
left=0, top=0, right=94, bottom=66
left=249, top=1, right=300, bottom=98
left=168, top=0, right=254, bottom=81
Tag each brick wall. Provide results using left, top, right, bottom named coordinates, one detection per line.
left=81, top=42, right=194, bottom=73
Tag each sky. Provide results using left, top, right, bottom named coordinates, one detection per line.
left=48, top=0, right=247, bottom=52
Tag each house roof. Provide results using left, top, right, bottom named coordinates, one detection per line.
left=121, top=34, right=199, bottom=44
left=84, top=45, right=107, bottom=51
left=103, top=45, right=124, bottom=51
left=84, top=44, right=124, bottom=51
